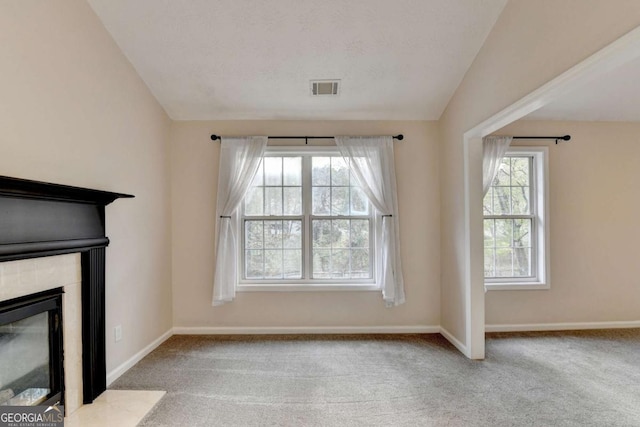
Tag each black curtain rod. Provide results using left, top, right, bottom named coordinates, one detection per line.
left=210, top=134, right=403, bottom=143
left=512, top=135, right=571, bottom=144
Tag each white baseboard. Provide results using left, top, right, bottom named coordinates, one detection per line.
left=486, top=320, right=640, bottom=333
left=438, top=327, right=468, bottom=356
left=106, top=328, right=173, bottom=386
left=172, top=325, right=440, bottom=335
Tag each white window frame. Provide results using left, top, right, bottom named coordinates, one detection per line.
left=237, top=146, right=379, bottom=292
left=484, top=146, right=550, bottom=291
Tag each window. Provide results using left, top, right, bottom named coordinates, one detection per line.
left=239, top=147, right=375, bottom=290
left=483, top=147, right=549, bottom=290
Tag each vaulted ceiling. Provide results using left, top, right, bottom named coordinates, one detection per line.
left=87, top=0, right=507, bottom=120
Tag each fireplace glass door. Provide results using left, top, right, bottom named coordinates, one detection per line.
left=0, top=289, right=63, bottom=407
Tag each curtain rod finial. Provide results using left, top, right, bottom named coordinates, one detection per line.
left=211, top=134, right=220, bottom=141
left=395, top=134, right=404, bottom=140
left=556, top=135, right=571, bottom=144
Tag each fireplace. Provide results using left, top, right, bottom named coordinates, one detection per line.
left=0, top=288, right=64, bottom=407
left=0, top=176, right=132, bottom=408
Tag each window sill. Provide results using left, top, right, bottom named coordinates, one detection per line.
left=237, top=284, right=380, bottom=292
left=485, top=282, right=549, bottom=291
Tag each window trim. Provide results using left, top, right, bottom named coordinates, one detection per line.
left=237, top=146, right=379, bottom=292
left=484, top=146, right=550, bottom=291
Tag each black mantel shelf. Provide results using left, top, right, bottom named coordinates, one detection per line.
left=0, top=175, right=133, bottom=261
left=0, top=175, right=134, bottom=404
left=0, top=175, right=133, bottom=205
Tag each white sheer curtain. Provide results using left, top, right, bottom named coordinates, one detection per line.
left=482, top=136, right=512, bottom=196
left=335, top=136, right=405, bottom=306
left=212, top=136, right=268, bottom=306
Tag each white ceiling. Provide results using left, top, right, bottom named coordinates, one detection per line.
left=527, top=54, right=640, bottom=122
left=87, top=0, right=507, bottom=121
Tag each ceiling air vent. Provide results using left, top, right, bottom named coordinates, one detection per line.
left=311, top=80, right=340, bottom=96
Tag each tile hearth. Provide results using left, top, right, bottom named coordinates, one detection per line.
left=65, top=390, right=165, bottom=427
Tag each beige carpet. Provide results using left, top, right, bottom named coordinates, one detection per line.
left=110, top=330, right=640, bottom=426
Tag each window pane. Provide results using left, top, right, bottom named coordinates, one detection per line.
left=483, top=219, right=495, bottom=248
left=264, top=157, right=282, bottom=186
left=513, top=219, right=531, bottom=248
left=331, top=157, right=350, bottom=186
left=245, top=250, right=263, bottom=279
left=511, top=186, right=530, bottom=215
left=511, top=157, right=530, bottom=186
left=245, top=221, right=263, bottom=249
left=312, top=249, right=331, bottom=278
left=312, top=157, right=330, bottom=186
left=264, top=250, right=283, bottom=278
left=495, top=248, right=513, bottom=277
left=243, top=153, right=375, bottom=284
left=350, top=220, right=369, bottom=248
left=331, top=249, right=350, bottom=278
left=265, top=187, right=282, bottom=216
left=244, top=187, right=263, bottom=216
left=350, top=187, right=369, bottom=215
left=283, top=220, right=302, bottom=249
left=484, top=153, right=543, bottom=281
left=493, top=187, right=511, bottom=215
left=351, top=249, right=370, bottom=278
left=312, top=187, right=330, bottom=215
left=283, top=187, right=302, bottom=215
left=264, top=220, right=283, bottom=248
left=312, top=220, right=332, bottom=248
left=485, top=218, right=533, bottom=279
left=283, top=250, right=302, bottom=279
left=311, top=219, right=372, bottom=279
left=332, top=220, right=350, bottom=248
left=494, top=161, right=511, bottom=186
left=495, top=219, right=512, bottom=248
left=283, top=157, right=301, bottom=185
left=514, top=248, right=531, bottom=277
left=484, top=248, right=495, bottom=277
left=331, top=187, right=350, bottom=216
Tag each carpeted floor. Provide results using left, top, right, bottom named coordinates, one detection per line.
left=110, top=330, right=640, bottom=426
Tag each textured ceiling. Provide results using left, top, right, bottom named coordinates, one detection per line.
left=527, top=55, right=640, bottom=122
left=87, top=0, right=506, bottom=120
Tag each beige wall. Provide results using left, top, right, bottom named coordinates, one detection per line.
left=486, top=120, right=640, bottom=325
left=4, top=0, right=640, bottom=369
left=170, top=121, right=439, bottom=329
left=439, top=1, right=640, bottom=345
left=0, top=1, right=173, bottom=372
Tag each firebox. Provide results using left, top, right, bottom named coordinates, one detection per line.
left=0, top=288, right=64, bottom=407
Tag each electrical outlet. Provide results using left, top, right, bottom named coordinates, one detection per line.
left=114, top=325, right=122, bottom=342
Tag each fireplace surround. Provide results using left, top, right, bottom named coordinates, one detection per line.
left=0, top=176, right=132, bottom=405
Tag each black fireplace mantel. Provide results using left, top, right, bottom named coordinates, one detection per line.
left=0, top=175, right=133, bottom=261
left=0, top=175, right=133, bottom=403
